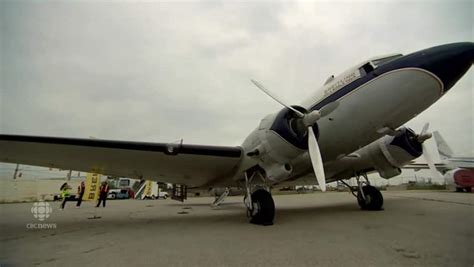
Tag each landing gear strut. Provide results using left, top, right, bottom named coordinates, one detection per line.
left=243, top=172, right=275, bottom=226
left=339, top=173, right=383, bottom=211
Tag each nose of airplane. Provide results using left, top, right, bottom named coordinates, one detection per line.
left=420, top=42, right=474, bottom=91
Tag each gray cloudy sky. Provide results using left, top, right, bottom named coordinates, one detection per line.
left=1, top=0, right=473, bottom=159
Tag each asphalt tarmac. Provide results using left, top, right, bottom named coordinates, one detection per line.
left=1, top=191, right=473, bottom=267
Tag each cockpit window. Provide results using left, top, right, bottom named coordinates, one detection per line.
left=371, top=54, right=403, bottom=68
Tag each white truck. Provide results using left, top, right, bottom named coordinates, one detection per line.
left=138, top=180, right=169, bottom=200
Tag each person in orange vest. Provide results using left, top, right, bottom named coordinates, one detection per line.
left=96, top=181, right=109, bottom=208
left=76, top=181, right=86, bottom=208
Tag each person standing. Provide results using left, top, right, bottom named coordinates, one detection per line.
left=60, top=182, right=71, bottom=210
left=96, top=181, right=109, bottom=208
left=76, top=181, right=86, bottom=208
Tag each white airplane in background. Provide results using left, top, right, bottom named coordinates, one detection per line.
left=433, top=131, right=474, bottom=168
left=406, top=131, right=474, bottom=192
left=1, top=42, right=473, bottom=225
left=435, top=131, right=474, bottom=192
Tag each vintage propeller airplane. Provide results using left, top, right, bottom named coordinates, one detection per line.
left=1, top=42, right=473, bottom=225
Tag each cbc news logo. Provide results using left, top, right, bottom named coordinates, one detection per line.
left=31, top=202, right=53, bottom=221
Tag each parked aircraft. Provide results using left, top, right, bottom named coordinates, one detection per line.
left=1, top=42, right=473, bottom=225
left=433, top=131, right=474, bottom=169
left=406, top=131, right=474, bottom=192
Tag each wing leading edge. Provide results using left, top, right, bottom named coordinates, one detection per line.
left=0, top=134, right=243, bottom=187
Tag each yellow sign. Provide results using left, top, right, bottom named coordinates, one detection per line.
left=83, top=173, right=100, bottom=201
left=144, top=180, right=152, bottom=198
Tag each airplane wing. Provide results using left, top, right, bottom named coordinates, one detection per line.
left=0, top=134, right=243, bottom=187
left=402, top=162, right=450, bottom=172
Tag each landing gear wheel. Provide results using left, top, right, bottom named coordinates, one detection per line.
left=357, top=185, right=383, bottom=210
left=248, top=189, right=275, bottom=226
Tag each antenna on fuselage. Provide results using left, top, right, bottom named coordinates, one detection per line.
left=324, top=75, right=335, bottom=85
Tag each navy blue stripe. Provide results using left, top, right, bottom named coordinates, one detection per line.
left=0, top=134, right=242, bottom=158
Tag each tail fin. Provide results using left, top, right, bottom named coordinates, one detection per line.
left=432, top=131, right=454, bottom=160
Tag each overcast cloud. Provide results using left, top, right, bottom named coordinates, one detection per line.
left=1, top=0, right=472, bottom=160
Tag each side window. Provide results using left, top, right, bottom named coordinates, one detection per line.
left=359, top=63, right=374, bottom=76
left=119, top=179, right=130, bottom=187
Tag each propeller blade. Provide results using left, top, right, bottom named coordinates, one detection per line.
left=417, top=122, right=432, bottom=142
left=250, top=79, right=305, bottom=118
left=308, top=126, right=326, bottom=192
left=420, top=122, right=430, bottom=136
left=422, top=142, right=443, bottom=180
left=319, top=101, right=339, bottom=117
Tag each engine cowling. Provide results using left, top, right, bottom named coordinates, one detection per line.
left=265, top=163, right=293, bottom=182
left=444, top=168, right=474, bottom=187
left=358, top=127, right=423, bottom=178
left=269, top=106, right=319, bottom=150
left=243, top=106, right=321, bottom=183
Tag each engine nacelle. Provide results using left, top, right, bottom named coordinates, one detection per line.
left=358, top=128, right=423, bottom=178
left=444, top=168, right=474, bottom=187
left=266, top=163, right=293, bottom=182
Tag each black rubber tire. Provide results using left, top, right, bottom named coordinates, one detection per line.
left=249, top=189, right=275, bottom=226
left=455, top=187, right=464, bottom=192
left=465, top=187, right=472, bottom=193
left=357, top=185, right=383, bottom=210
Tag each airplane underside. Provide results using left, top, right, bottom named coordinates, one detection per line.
left=208, top=171, right=384, bottom=226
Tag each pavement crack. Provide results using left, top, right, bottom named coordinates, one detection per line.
left=0, top=235, right=25, bottom=242
left=82, top=246, right=103, bottom=254
left=34, top=257, right=57, bottom=265
left=390, top=195, right=474, bottom=206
